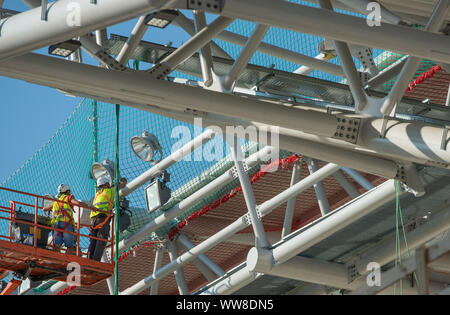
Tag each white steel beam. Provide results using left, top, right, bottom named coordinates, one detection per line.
left=116, top=15, right=149, bottom=66
left=332, top=170, right=360, bottom=199
left=166, top=241, right=189, bottom=295
left=149, top=245, right=164, bottom=295
left=354, top=206, right=450, bottom=276
left=351, top=232, right=450, bottom=295
left=318, top=0, right=368, bottom=111
left=281, top=161, right=302, bottom=238
left=305, top=157, right=331, bottom=216
left=229, top=136, right=271, bottom=248
left=341, top=167, right=374, bottom=191
left=172, top=13, right=231, bottom=59
left=193, top=11, right=214, bottom=87
left=0, top=0, right=175, bottom=61
left=173, top=13, right=346, bottom=78
left=218, top=0, right=450, bottom=65
left=222, top=24, right=269, bottom=91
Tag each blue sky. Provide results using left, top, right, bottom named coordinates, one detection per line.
left=0, top=1, right=191, bottom=183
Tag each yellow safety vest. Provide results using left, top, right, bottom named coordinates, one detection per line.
left=91, top=188, right=114, bottom=218
left=51, top=194, right=74, bottom=225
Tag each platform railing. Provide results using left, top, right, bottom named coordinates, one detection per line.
left=0, top=187, right=115, bottom=261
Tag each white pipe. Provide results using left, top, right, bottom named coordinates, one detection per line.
left=281, top=162, right=302, bottom=238
left=222, top=24, right=269, bottom=91
left=166, top=241, right=189, bottom=295
left=200, top=264, right=262, bottom=295
left=177, top=233, right=225, bottom=277
left=149, top=246, right=164, bottom=295
left=116, top=15, right=148, bottom=66
left=4, top=53, right=450, bottom=174
left=318, top=0, right=368, bottom=111
left=152, top=16, right=234, bottom=75
left=0, top=0, right=172, bottom=61
left=305, top=157, right=331, bottom=216
left=219, top=0, right=450, bottom=65
left=230, top=136, right=271, bottom=248
left=193, top=11, right=214, bottom=87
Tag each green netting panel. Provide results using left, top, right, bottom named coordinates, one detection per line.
left=0, top=100, right=94, bottom=246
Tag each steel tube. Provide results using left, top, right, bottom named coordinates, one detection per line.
left=116, top=15, right=149, bottom=66
left=149, top=246, right=164, bottom=295
left=270, top=179, right=399, bottom=265
left=222, top=24, right=269, bottom=91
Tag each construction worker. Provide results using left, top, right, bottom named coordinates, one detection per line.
left=87, top=176, right=127, bottom=261
left=43, top=184, right=89, bottom=255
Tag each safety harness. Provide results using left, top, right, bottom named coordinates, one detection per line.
left=92, top=189, right=113, bottom=230
left=53, top=194, right=75, bottom=237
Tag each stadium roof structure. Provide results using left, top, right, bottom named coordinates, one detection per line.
left=0, top=0, right=450, bottom=296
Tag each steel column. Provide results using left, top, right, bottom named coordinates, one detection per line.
left=150, top=245, right=164, bottom=295
left=341, top=167, right=374, bottom=191
left=281, top=161, right=302, bottom=238
left=318, top=0, right=368, bottom=111
left=166, top=240, right=189, bottom=295
left=116, top=15, right=149, bottom=66
left=305, top=157, right=331, bottom=216
left=193, top=11, right=214, bottom=87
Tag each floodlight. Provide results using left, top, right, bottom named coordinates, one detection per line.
left=144, top=171, right=171, bottom=214
left=91, top=159, right=115, bottom=185
left=130, top=131, right=163, bottom=164
left=48, top=39, right=81, bottom=57
left=144, top=10, right=179, bottom=28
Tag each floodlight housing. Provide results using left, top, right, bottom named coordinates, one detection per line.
left=130, top=131, right=162, bottom=163
left=48, top=39, right=81, bottom=57
left=144, top=180, right=171, bottom=214
left=91, top=159, right=115, bottom=186
left=144, top=10, right=179, bottom=28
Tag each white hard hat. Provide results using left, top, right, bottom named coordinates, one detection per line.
left=58, top=184, right=71, bottom=194
left=97, top=177, right=111, bottom=187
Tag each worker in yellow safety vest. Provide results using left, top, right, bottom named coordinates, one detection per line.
left=43, top=184, right=89, bottom=255
left=87, top=176, right=127, bottom=261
